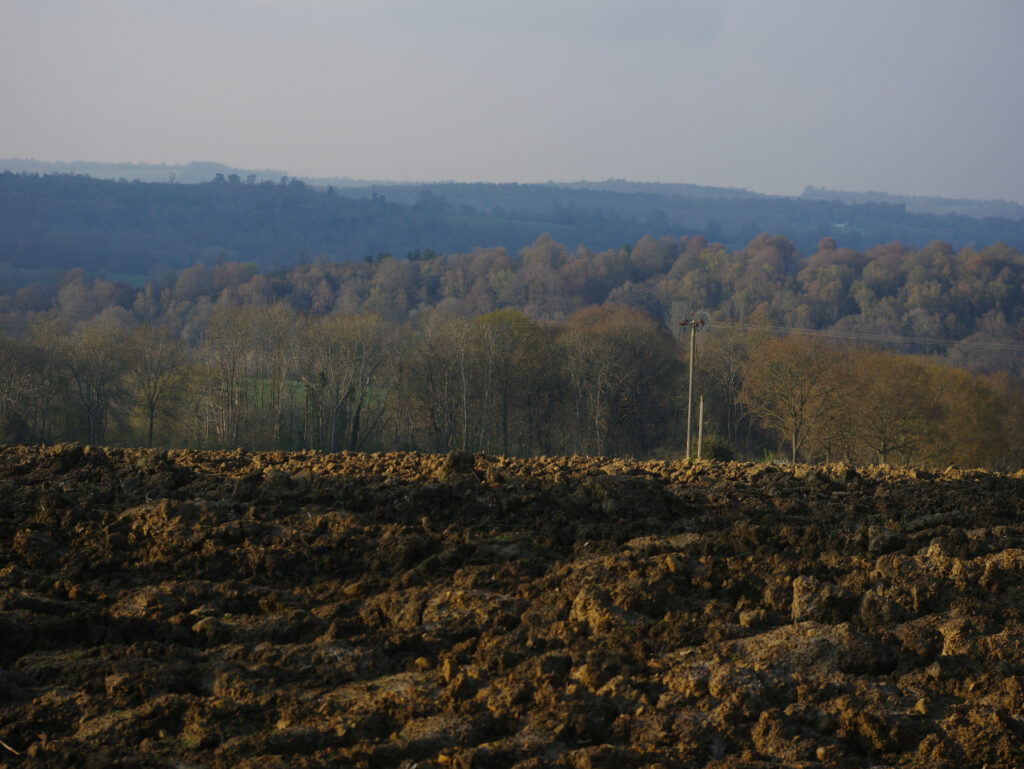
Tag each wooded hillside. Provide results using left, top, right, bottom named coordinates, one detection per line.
left=3, top=172, right=1024, bottom=288
left=1, top=232, right=1022, bottom=468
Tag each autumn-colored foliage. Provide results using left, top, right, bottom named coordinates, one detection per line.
left=1, top=234, right=1022, bottom=467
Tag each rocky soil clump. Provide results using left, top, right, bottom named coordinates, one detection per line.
left=1, top=444, right=1024, bottom=768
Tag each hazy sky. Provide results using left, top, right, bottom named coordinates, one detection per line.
left=3, top=0, right=1023, bottom=201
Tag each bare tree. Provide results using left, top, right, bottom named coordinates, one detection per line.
left=249, top=303, right=299, bottom=447
left=400, top=314, right=473, bottom=453
left=126, top=324, right=187, bottom=447
left=300, top=313, right=392, bottom=451
left=740, top=335, right=843, bottom=463
left=850, top=350, right=940, bottom=464
left=472, top=309, right=546, bottom=455
left=60, top=310, right=132, bottom=444
left=0, top=336, right=35, bottom=441
left=21, top=314, right=73, bottom=442
left=559, top=305, right=680, bottom=457
left=200, top=307, right=253, bottom=448
left=560, top=324, right=616, bottom=456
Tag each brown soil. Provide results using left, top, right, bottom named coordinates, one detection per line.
left=1, top=444, right=1023, bottom=768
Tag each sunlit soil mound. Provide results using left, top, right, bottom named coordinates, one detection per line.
left=2, top=444, right=1023, bottom=768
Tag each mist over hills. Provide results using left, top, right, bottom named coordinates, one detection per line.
left=801, top=185, right=1024, bottom=220
left=0, top=159, right=286, bottom=185
left=2, top=159, right=1024, bottom=288
left=7, top=157, right=1022, bottom=217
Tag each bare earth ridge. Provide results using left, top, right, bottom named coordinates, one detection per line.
left=1, top=444, right=1023, bottom=768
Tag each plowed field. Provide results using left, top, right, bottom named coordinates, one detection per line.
left=2, top=444, right=1023, bottom=768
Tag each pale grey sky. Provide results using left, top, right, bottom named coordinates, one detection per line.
left=3, top=0, right=1023, bottom=201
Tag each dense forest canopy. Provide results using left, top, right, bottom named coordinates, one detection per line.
left=3, top=172, right=1024, bottom=290
left=1, top=225, right=1023, bottom=468
left=2, top=231, right=1023, bottom=362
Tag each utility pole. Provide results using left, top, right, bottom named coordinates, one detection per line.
left=697, top=395, right=704, bottom=460
left=680, top=311, right=709, bottom=458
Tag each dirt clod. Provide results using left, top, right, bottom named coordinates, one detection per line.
left=1, top=446, right=1023, bottom=767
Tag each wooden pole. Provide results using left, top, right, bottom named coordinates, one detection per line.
left=697, top=395, right=704, bottom=460
left=681, top=312, right=708, bottom=460
left=686, top=321, right=696, bottom=458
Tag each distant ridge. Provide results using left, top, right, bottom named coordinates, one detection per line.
left=5, top=158, right=1019, bottom=220
left=802, top=185, right=1024, bottom=220
left=0, top=158, right=286, bottom=184
left=302, top=176, right=768, bottom=201
left=560, top=179, right=766, bottom=201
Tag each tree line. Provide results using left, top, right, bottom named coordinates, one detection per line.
left=1, top=231, right=1022, bottom=467
left=4, top=171, right=1024, bottom=287
left=3, top=232, right=1022, bottom=376
left=1, top=301, right=1022, bottom=469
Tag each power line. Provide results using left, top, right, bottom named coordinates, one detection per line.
left=425, top=318, right=1024, bottom=354
left=709, top=322, right=1024, bottom=353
